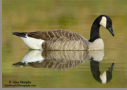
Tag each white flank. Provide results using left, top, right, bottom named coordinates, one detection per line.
left=100, top=16, right=107, bottom=28
left=20, top=34, right=44, bottom=49
left=88, top=38, right=104, bottom=50
left=20, top=50, right=44, bottom=64
left=100, top=71, right=107, bottom=84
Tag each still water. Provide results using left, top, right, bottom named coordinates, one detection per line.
left=2, top=0, right=127, bottom=88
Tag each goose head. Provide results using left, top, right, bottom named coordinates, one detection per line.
left=90, top=57, right=114, bottom=84
left=100, top=63, right=114, bottom=84
left=95, top=15, right=114, bottom=36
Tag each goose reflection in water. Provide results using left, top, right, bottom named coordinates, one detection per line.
left=90, top=57, right=114, bottom=84
left=13, top=50, right=114, bottom=84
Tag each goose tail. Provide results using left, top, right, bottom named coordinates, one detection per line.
left=13, top=32, right=26, bottom=37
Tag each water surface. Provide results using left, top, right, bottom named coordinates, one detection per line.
left=2, top=0, right=127, bottom=88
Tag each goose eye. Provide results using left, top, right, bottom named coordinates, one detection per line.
left=106, top=23, right=112, bottom=29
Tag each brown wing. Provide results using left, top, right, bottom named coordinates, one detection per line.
left=28, top=29, right=89, bottom=50
left=28, top=29, right=85, bottom=40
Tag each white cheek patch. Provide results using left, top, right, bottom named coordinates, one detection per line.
left=100, top=71, right=107, bottom=84
left=100, top=16, right=107, bottom=28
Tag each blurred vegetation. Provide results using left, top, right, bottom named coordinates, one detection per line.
left=2, top=0, right=127, bottom=88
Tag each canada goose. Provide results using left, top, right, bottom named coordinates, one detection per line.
left=13, top=15, right=114, bottom=50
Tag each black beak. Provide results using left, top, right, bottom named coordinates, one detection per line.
left=109, top=63, right=114, bottom=72
left=107, top=27, right=114, bottom=36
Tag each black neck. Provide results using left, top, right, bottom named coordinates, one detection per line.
left=89, top=22, right=101, bottom=42
left=90, top=58, right=101, bottom=82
